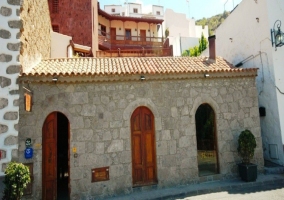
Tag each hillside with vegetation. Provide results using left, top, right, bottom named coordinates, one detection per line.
left=196, top=11, right=230, bottom=36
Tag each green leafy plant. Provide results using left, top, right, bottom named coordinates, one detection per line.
left=165, top=27, right=169, bottom=38
left=237, top=130, right=257, bottom=165
left=2, top=162, right=31, bottom=200
left=182, top=33, right=208, bottom=57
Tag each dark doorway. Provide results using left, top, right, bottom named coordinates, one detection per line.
left=57, top=113, right=69, bottom=200
left=42, top=112, right=69, bottom=200
left=195, top=104, right=219, bottom=176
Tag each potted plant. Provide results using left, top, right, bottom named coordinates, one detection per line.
left=2, top=162, right=31, bottom=200
left=237, top=129, right=257, bottom=182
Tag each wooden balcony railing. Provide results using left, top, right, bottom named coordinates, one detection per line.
left=99, top=29, right=164, bottom=50
left=96, top=47, right=172, bottom=57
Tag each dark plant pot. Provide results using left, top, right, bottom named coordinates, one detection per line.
left=238, top=163, right=257, bottom=182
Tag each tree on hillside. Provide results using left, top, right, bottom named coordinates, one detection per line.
left=182, top=33, right=208, bottom=57
left=196, top=11, right=230, bottom=36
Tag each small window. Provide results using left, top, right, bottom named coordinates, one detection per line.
left=156, top=11, right=160, bottom=15
left=52, top=25, right=59, bottom=33
left=133, top=8, right=138, bottom=13
left=52, top=0, right=58, bottom=13
left=112, top=8, right=115, bottom=12
left=122, top=12, right=125, bottom=16
left=101, top=25, right=106, bottom=36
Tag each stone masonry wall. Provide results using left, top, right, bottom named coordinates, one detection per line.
left=48, top=0, right=93, bottom=47
left=0, top=0, right=51, bottom=177
left=19, top=77, right=264, bottom=199
left=0, top=0, right=21, bottom=177
left=20, top=0, right=51, bottom=71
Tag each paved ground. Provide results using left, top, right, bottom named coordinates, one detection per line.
left=107, top=174, right=284, bottom=200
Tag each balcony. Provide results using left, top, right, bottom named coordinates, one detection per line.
left=99, top=30, right=164, bottom=50
left=96, top=48, right=172, bottom=57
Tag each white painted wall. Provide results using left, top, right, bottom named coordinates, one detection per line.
left=104, top=5, right=122, bottom=15
left=0, top=0, right=20, bottom=176
left=168, top=36, right=199, bottom=56
left=51, top=32, right=72, bottom=58
left=215, top=0, right=284, bottom=165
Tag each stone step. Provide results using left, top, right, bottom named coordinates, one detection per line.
left=264, top=166, right=284, bottom=174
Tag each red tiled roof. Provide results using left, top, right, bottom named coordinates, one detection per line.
left=21, top=57, right=257, bottom=77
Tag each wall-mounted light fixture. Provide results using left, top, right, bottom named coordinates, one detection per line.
left=119, top=27, right=121, bottom=30
left=104, top=37, right=107, bottom=42
left=148, top=29, right=150, bottom=32
left=229, top=38, right=233, bottom=42
left=204, top=74, right=209, bottom=78
left=140, top=75, right=145, bottom=81
left=135, top=28, right=137, bottom=31
left=52, top=77, right=58, bottom=82
left=271, top=20, right=284, bottom=51
left=256, top=17, right=259, bottom=23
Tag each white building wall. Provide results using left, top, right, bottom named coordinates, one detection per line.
left=51, top=32, right=72, bottom=58
left=104, top=5, right=122, bottom=15
left=216, top=0, right=284, bottom=165
left=0, top=0, right=20, bottom=176
left=267, top=0, right=284, bottom=147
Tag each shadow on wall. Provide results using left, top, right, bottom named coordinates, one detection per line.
left=0, top=176, right=4, bottom=199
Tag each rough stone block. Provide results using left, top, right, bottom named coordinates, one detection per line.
left=107, top=140, right=123, bottom=153
left=8, top=20, right=22, bottom=29
left=0, top=54, right=12, bottom=62
left=75, top=129, right=93, bottom=141
left=13, top=99, right=19, bottom=106
left=9, top=90, right=19, bottom=95
left=68, top=92, right=88, bottom=105
left=0, top=29, right=11, bottom=39
left=0, top=76, right=11, bottom=88
left=80, top=105, right=96, bottom=116
left=7, top=42, right=21, bottom=51
left=0, top=7, right=12, bottom=16
left=4, top=112, right=18, bottom=120
left=156, top=141, right=168, bottom=155
left=4, top=136, right=18, bottom=145
left=0, top=124, right=8, bottom=134
left=0, top=98, right=8, bottom=109
left=7, top=0, right=21, bottom=5
left=16, top=32, right=21, bottom=39
left=6, top=65, right=20, bottom=74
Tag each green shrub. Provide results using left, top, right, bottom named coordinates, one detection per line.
left=2, top=162, right=31, bottom=200
left=237, top=130, right=257, bottom=165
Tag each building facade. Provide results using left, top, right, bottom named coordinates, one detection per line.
left=18, top=55, right=264, bottom=199
left=215, top=0, right=284, bottom=166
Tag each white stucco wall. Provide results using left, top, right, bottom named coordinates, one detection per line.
left=51, top=32, right=72, bottom=58
left=168, top=36, right=199, bottom=56
left=0, top=0, right=20, bottom=176
left=164, top=9, right=189, bottom=37
left=215, top=0, right=284, bottom=165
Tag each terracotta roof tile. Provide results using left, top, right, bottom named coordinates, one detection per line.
left=21, top=57, right=257, bottom=77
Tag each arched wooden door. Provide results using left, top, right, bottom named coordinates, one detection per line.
left=42, top=112, right=70, bottom=200
left=131, top=106, right=157, bottom=186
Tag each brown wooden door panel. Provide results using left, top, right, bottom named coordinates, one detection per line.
left=131, top=107, right=157, bottom=186
left=140, top=30, right=146, bottom=42
left=43, top=113, right=57, bottom=200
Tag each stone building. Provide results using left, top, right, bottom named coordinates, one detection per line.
left=48, top=0, right=95, bottom=49
left=18, top=50, right=264, bottom=199
left=0, top=0, right=51, bottom=197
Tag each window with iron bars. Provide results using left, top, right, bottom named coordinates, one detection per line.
left=53, top=0, right=59, bottom=13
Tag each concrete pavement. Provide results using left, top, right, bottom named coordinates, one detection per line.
left=107, top=174, right=284, bottom=200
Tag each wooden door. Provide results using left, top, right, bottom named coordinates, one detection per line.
left=42, top=113, right=57, bottom=200
left=110, top=28, right=116, bottom=40
left=140, top=30, right=146, bottom=42
left=131, top=107, right=157, bottom=186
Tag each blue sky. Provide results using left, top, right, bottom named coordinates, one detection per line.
left=98, top=0, right=242, bottom=20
